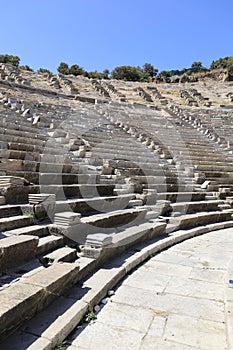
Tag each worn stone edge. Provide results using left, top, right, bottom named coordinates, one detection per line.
left=224, top=251, right=233, bottom=350
left=25, top=220, right=233, bottom=349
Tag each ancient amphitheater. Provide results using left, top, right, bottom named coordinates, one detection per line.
left=0, top=63, right=233, bottom=349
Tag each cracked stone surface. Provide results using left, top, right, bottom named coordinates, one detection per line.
left=68, top=228, right=233, bottom=350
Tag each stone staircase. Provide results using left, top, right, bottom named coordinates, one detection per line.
left=0, top=68, right=233, bottom=347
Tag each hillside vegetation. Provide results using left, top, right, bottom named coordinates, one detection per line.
left=0, top=54, right=232, bottom=82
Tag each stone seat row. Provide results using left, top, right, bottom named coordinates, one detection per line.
left=1, top=84, right=233, bottom=345
left=0, top=197, right=233, bottom=342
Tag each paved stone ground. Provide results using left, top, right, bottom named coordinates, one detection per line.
left=67, top=228, right=233, bottom=350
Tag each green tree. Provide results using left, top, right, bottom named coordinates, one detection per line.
left=210, top=56, right=233, bottom=71
left=37, top=68, right=52, bottom=75
left=143, top=63, right=158, bottom=78
left=191, top=61, right=203, bottom=69
left=20, top=65, right=34, bottom=71
left=57, top=62, right=69, bottom=75
left=69, top=64, right=85, bottom=76
left=111, top=65, right=144, bottom=81
left=103, top=69, right=110, bottom=79
left=87, top=71, right=105, bottom=79
left=0, top=54, right=20, bottom=67
left=190, top=61, right=208, bottom=73
left=158, top=70, right=171, bottom=78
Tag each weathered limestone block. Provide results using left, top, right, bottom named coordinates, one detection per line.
left=201, top=180, right=219, bottom=191
left=40, top=247, right=77, bottom=267
left=0, top=262, right=80, bottom=340
left=49, top=223, right=86, bottom=244
left=28, top=194, right=56, bottom=221
left=80, top=245, right=102, bottom=259
left=102, top=166, right=113, bottom=175
left=142, top=189, right=158, bottom=205
left=0, top=141, right=8, bottom=149
left=21, top=108, right=33, bottom=117
left=80, top=233, right=113, bottom=259
left=0, top=196, right=5, bottom=204
left=0, top=235, right=39, bottom=273
left=194, top=172, right=206, bottom=184
left=33, top=203, right=55, bottom=221
left=128, top=199, right=144, bottom=207
left=155, top=200, right=172, bottom=216
left=170, top=211, right=232, bottom=230
left=145, top=210, right=160, bottom=220
left=0, top=159, right=23, bottom=171
left=0, top=149, right=10, bottom=158
left=0, top=282, right=44, bottom=339
left=207, top=183, right=219, bottom=191
left=54, top=212, right=81, bottom=226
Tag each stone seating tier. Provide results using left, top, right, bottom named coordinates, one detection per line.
left=0, top=183, right=116, bottom=204
left=0, top=73, right=233, bottom=344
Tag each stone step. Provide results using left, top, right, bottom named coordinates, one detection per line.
left=82, top=136, right=137, bottom=147
left=0, top=204, right=22, bottom=218
left=129, top=175, right=181, bottom=184
left=157, top=192, right=206, bottom=202
left=190, top=155, right=230, bottom=162
left=4, top=171, right=102, bottom=185
left=50, top=207, right=148, bottom=244
left=93, top=142, right=157, bottom=151
left=226, top=197, right=233, bottom=207
left=143, top=183, right=194, bottom=193
left=205, top=177, right=233, bottom=185
left=38, top=146, right=69, bottom=155
left=103, top=166, right=167, bottom=176
left=82, top=207, right=147, bottom=228
left=201, top=171, right=233, bottom=178
left=0, top=183, right=115, bottom=204
left=1, top=147, right=71, bottom=163
left=0, top=215, right=34, bottom=232
left=0, top=196, right=6, bottom=205
left=205, top=195, right=218, bottom=200
left=7, top=142, right=42, bottom=153
left=0, top=125, right=47, bottom=141
left=92, top=148, right=156, bottom=158
left=0, top=133, right=45, bottom=147
left=169, top=209, right=233, bottom=230
left=105, top=160, right=173, bottom=171
left=4, top=223, right=50, bottom=238
left=0, top=119, right=47, bottom=133
left=0, top=146, right=69, bottom=162
left=192, top=160, right=233, bottom=167
left=0, top=185, right=38, bottom=204
left=0, top=149, right=40, bottom=162
left=218, top=203, right=232, bottom=210
left=0, top=261, right=80, bottom=340
left=0, top=158, right=74, bottom=174
left=171, top=200, right=224, bottom=214
left=0, top=234, right=39, bottom=273
left=40, top=247, right=77, bottom=267
left=90, top=155, right=163, bottom=165
left=55, top=194, right=134, bottom=216
left=0, top=221, right=167, bottom=348
left=91, top=153, right=163, bottom=164
left=37, top=235, right=64, bottom=255
left=195, top=165, right=233, bottom=172
left=38, top=183, right=115, bottom=199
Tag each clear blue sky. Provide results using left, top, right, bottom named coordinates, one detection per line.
left=1, top=0, right=232, bottom=73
